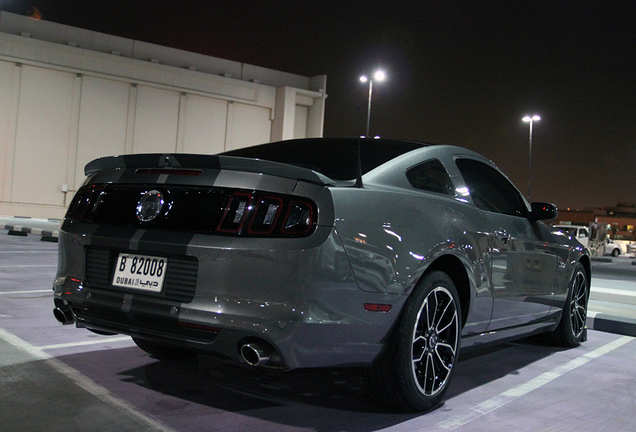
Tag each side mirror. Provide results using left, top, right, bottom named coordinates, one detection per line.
left=530, top=202, right=558, bottom=221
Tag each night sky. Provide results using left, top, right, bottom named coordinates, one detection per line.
left=2, top=0, right=635, bottom=209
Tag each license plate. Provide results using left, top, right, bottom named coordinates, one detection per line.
left=112, top=253, right=167, bottom=292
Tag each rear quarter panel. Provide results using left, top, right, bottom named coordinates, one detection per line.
left=330, top=186, right=494, bottom=334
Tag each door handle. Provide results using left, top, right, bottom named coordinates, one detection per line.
left=494, top=229, right=510, bottom=244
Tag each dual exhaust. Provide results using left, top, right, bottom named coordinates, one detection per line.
left=54, top=306, right=275, bottom=367
left=53, top=306, right=75, bottom=325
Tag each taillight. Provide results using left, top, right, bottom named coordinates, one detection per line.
left=216, top=192, right=252, bottom=233
left=217, top=192, right=316, bottom=237
left=66, top=184, right=318, bottom=238
left=248, top=195, right=283, bottom=235
left=66, top=185, right=106, bottom=221
left=282, top=201, right=314, bottom=235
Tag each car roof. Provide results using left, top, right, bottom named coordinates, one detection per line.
left=222, top=138, right=428, bottom=181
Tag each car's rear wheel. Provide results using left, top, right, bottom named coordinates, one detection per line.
left=132, top=337, right=198, bottom=359
left=547, top=262, right=588, bottom=347
left=366, top=271, right=461, bottom=412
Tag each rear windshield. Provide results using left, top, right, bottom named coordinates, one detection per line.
left=222, top=138, right=425, bottom=181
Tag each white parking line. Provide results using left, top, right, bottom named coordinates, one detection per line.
left=0, top=251, right=58, bottom=253
left=0, top=290, right=51, bottom=295
left=40, top=337, right=132, bottom=350
left=437, top=335, right=634, bottom=430
left=592, top=287, right=636, bottom=297
left=0, top=328, right=176, bottom=432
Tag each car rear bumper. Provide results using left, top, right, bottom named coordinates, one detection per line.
left=53, top=223, right=407, bottom=369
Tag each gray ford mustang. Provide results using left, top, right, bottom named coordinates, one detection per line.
left=52, top=138, right=590, bottom=412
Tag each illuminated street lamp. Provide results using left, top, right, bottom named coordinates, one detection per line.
left=360, top=70, right=386, bottom=137
left=522, top=115, right=541, bottom=200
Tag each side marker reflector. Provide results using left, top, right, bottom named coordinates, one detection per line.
left=364, top=303, right=392, bottom=312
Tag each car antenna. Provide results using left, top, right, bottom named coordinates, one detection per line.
left=355, top=105, right=364, bottom=188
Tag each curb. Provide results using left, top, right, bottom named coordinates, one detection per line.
left=590, top=256, right=614, bottom=263
left=0, top=216, right=60, bottom=241
left=587, top=311, right=636, bottom=337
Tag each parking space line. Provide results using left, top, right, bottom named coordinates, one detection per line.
left=438, top=335, right=634, bottom=430
left=40, top=336, right=132, bottom=350
left=592, top=287, right=636, bottom=297
left=0, top=251, right=58, bottom=253
left=0, top=290, right=51, bottom=295
left=0, top=328, right=176, bottom=432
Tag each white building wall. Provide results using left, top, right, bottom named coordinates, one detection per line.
left=180, top=95, right=228, bottom=154
left=132, top=86, right=181, bottom=154
left=0, top=12, right=327, bottom=218
left=225, top=103, right=273, bottom=152
left=74, top=77, right=130, bottom=189
left=12, top=65, right=76, bottom=207
left=294, top=106, right=309, bottom=139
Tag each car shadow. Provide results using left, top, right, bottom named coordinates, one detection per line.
left=447, top=336, right=569, bottom=399
left=57, top=336, right=569, bottom=432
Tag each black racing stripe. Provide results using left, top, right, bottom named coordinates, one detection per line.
left=91, top=225, right=141, bottom=249
left=120, top=154, right=165, bottom=168
left=136, top=229, right=195, bottom=256
left=171, top=154, right=222, bottom=169
left=117, top=170, right=160, bottom=184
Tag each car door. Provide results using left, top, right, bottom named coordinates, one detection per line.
left=456, top=158, right=557, bottom=330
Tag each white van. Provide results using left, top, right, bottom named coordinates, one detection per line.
left=553, top=225, right=589, bottom=248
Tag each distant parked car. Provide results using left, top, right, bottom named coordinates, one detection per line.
left=605, top=239, right=621, bottom=257
left=553, top=225, right=589, bottom=248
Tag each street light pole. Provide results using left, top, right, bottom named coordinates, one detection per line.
left=522, top=115, right=541, bottom=200
left=360, top=70, right=385, bottom=137
left=366, top=78, right=373, bottom=137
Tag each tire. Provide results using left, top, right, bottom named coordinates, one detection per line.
left=612, top=248, right=620, bottom=257
left=547, top=263, right=588, bottom=347
left=132, top=337, right=198, bottom=359
left=366, top=271, right=461, bottom=412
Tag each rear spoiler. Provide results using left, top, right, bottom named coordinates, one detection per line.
left=84, top=153, right=336, bottom=186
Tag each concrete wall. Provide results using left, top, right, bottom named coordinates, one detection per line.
left=0, top=12, right=327, bottom=218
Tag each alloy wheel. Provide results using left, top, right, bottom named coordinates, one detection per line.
left=570, top=270, right=588, bottom=338
left=411, top=286, right=459, bottom=396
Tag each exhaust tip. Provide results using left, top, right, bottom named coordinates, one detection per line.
left=240, top=342, right=272, bottom=366
left=53, top=307, right=75, bottom=325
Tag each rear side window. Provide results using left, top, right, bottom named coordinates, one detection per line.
left=406, top=159, right=455, bottom=195
left=456, top=158, right=527, bottom=217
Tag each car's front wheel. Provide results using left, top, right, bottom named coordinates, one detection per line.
left=366, top=271, right=461, bottom=412
left=547, top=262, right=588, bottom=347
left=612, top=248, right=620, bottom=257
